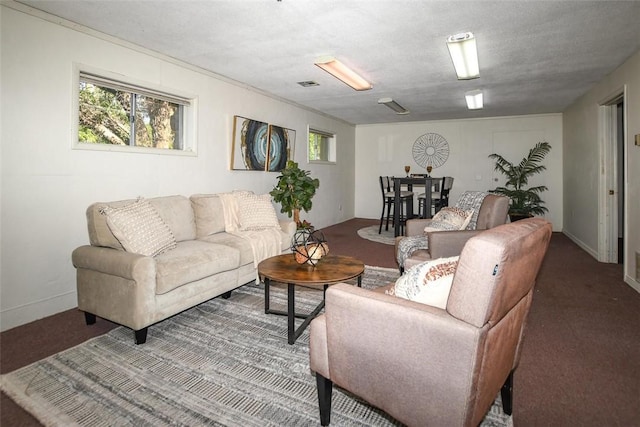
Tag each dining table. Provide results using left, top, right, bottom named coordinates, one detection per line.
left=392, top=176, right=440, bottom=237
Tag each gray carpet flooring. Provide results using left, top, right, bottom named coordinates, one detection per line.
left=1, top=266, right=511, bottom=427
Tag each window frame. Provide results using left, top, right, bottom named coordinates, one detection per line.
left=72, top=64, right=197, bottom=156
left=307, top=127, right=337, bottom=164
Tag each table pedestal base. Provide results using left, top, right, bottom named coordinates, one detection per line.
left=264, top=276, right=362, bottom=344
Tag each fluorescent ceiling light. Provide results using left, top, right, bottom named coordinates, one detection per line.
left=465, top=90, right=483, bottom=109
left=314, top=57, right=372, bottom=91
left=378, top=97, right=409, bottom=115
left=446, top=32, right=480, bottom=80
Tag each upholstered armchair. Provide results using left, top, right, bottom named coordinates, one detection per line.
left=396, top=193, right=509, bottom=272
left=309, top=218, right=552, bottom=426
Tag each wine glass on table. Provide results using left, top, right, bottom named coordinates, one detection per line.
left=404, top=165, right=411, bottom=177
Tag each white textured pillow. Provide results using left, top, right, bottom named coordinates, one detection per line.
left=236, top=193, right=280, bottom=231
left=431, top=207, right=473, bottom=230
left=101, top=199, right=177, bottom=257
left=424, top=220, right=459, bottom=233
left=386, top=256, right=459, bottom=309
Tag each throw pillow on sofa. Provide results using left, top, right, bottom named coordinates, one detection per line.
left=101, top=198, right=177, bottom=257
left=236, top=192, right=280, bottom=231
left=386, top=256, right=459, bottom=309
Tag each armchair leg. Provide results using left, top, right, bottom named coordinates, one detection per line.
left=316, top=373, right=333, bottom=426
left=500, top=371, right=514, bottom=415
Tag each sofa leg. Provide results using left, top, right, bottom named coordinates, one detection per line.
left=84, top=312, right=96, bottom=325
left=221, top=291, right=232, bottom=299
left=134, top=328, right=148, bottom=345
left=501, top=370, right=514, bottom=415
left=316, top=373, right=333, bottom=426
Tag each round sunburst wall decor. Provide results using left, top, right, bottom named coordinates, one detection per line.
left=412, top=133, right=450, bottom=168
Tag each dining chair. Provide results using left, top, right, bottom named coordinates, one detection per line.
left=418, top=177, right=454, bottom=218
left=379, top=176, right=413, bottom=234
left=433, top=176, right=454, bottom=213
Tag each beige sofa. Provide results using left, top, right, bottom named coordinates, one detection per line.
left=72, top=193, right=296, bottom=344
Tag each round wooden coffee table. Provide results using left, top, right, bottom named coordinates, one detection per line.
left=258, top=254, right=365, bottom=344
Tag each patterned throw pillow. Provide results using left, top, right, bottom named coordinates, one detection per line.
left=430, top=207, right=473, bottom=230
left=101, top=199, right=177, bottom=257
left=454, top=191, right=489, bottom=230
left=236, top=193, right=280, bottom=231
left=386, top=256, right=459, bottom=309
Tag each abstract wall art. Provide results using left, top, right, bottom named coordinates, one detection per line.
left=231, top=116, right=295, bottom=171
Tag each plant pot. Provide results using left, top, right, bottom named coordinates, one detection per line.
left=509, top=213, right=534, bottom=222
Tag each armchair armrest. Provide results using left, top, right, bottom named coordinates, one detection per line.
left=428, top=229, right=485, bottom=259
left=405, top=218, right=434, bottom=236
left=310, top=283, right=481, bottom=425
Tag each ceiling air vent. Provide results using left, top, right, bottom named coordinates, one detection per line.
left=297, top=81, right=319, bottom=87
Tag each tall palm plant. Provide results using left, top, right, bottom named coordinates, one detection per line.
left=488, top=141, right=551, bottom=219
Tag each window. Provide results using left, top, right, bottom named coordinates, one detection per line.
left=77, top=72, right=194, bottom=153
left=308, top=128, right=336, bottom=163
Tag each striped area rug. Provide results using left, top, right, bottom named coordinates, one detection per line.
left=1, top=266, right=511, bottom=426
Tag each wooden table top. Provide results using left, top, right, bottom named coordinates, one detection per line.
left=258, top=254, right=365, bottom=286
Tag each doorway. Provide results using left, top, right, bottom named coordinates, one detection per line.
left=599, top=90, right=626, bottom=265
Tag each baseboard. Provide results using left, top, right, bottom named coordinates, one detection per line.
left=624, top=275, right=640, bottom=294
left=562, top=230, right=598, bottom=260
left=0, top=290, right=77, bottom=332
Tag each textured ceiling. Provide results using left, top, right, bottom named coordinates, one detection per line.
left=15, top=0, right=640, bottom=125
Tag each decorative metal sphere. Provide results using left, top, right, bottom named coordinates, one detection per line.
left=291, top=230, right=329, bottom=266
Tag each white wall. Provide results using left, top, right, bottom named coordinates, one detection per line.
left=563, top=50, right=640, bottom=291
left=0, top=6, right=356, bottom=330
left=355, top=115, right=563, bottom=231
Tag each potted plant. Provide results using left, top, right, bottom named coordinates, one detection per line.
left=270, top=160, right=320, bottom=228
left=488, top=141, right=551, bottom=222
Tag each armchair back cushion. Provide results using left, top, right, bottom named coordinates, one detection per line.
left=447, top=218, right=551, bottom=327
left=474, top=194, right=510, bottom=230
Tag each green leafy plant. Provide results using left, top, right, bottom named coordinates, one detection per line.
left=270, top=160, right=320, bottom=227
left=488, top=141, right=551, bottom=220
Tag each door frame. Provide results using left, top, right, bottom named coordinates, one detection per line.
left=598, top=86, right=627, bottom=263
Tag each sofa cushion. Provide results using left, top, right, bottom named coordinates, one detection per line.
left=88, top=195, right=195, bottom=249
left=190, top=194, right=226, bottom=237
left=101, top=198, right=177, bottom=257
left=149, top=195, right=196, bottom=242
left=199, top=230, right=290, bottom=266
left=386, top=256, right=459, bottom=309
left=155, top=240, right=240, bottom=294
left=236, top=192, right=280, bottom=231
